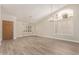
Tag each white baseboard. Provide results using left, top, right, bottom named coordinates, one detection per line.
left=36, top=34, right=79, bottom=44
left=15, top=34, right=36, bottom=39
left=12, top=34, right=79, bottom=44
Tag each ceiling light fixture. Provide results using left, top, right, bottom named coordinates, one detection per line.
left=57, top=9, right=74, bottom=20
left=48, top=5, right=74, bottom=22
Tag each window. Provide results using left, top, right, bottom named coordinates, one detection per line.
left=49, top=9, right=74, bottom=35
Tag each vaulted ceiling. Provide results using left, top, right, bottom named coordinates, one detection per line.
left=1, top=4, right=66, bottom=23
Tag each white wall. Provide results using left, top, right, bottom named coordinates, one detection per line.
left=1, top=16, right=36, bottom=40
left=35, top=5, right=79, bottom=43
left=0, top=5, right=2, bottom=44
left=73, top=5, right=79, bottom=41
left=0, top=4, right=36, bottom=40
left=1, top=11, right=36, bottom=40
left=15, top=21, right=35, bottom=38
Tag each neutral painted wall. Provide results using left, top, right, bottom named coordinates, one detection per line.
left=15, top=21, right=35, bottom=38
left=0, top=12, right=36, bottom=42
left=73, top=5, right=79, bottom=41
left=0, top=5, right=2, bottom=45
left=0, top=17, right=36, bottom=40
left=0, top=4, right=36, bottom=40
left=35, top=5, right=79, bottom=42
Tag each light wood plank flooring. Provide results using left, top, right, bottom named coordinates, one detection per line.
left=0, top=36, right=79, bottom=55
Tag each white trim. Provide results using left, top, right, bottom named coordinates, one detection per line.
left=36, top=34, right=79, bottom=44
left=15, top=34, right=36, bottom=39
left=0, top=38, right=2, bottom=45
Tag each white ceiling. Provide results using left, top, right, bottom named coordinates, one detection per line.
left=2, top=4, right=66, bottom=23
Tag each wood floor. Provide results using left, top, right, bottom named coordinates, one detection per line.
left=0, top=36, right=79, bottom=55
